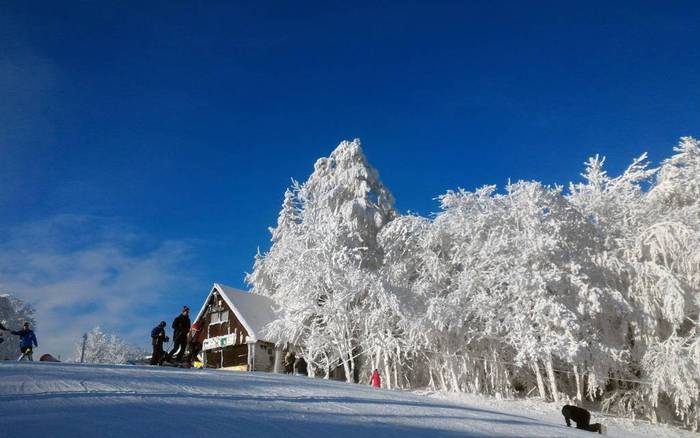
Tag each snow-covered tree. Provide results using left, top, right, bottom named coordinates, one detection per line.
left=74, top=326, right=142, bottom=364
left=0, top=294, right=36, bottom=360
left=248, top=136, right=699, bottom=430
left=248, top=139, right=396, bottom=382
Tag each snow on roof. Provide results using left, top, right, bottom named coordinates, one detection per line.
left=194, top=283, right=278, bottom=342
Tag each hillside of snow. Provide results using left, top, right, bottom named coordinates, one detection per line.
left=0, top=362, right=693, bottom=438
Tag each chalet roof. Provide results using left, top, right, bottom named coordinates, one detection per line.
left=194, top=283, right=278, bottom=342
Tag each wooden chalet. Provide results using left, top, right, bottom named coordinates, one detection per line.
left=193, top=283, right=284, bottom=372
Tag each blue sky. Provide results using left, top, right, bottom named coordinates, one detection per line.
left=1, top=2, right=698, bottom=357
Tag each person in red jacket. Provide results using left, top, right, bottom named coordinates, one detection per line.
left=185, top=321, right=204, bottom=366
left=370, top=369, right=381, bottom=388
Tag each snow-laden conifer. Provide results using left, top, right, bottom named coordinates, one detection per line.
left=248, top=139, right=396, bottom=382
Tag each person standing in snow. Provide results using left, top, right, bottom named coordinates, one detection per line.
left=562, top=405, right=604, bottom=434
left=370, top=369, right=381, bottom=388
left=10, top=322, right=38, bottom=361
left=0, top=320, right=6, bottom=345
left=185, top=321, right=204, bottom=366
left=283, top=351, right=295, bottom=374
left=150, top=321, right=168, bottom=365
left=167, top=306, right=190, bottom=362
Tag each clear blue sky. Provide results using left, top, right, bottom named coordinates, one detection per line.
left=1, top=2, right=698, bottom=355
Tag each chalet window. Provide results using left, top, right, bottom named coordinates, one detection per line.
left=210, top=310, right=229, bottom=325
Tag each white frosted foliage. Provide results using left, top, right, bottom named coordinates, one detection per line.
left=74, top=326, right=143, bottom=364
left=248, top=137, right=700, bottom=431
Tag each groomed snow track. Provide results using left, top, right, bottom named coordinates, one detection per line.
left=0, top=362, right=692, bottom=438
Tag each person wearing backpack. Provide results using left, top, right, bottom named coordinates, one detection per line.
left=150, top=321, right=168, bottom=365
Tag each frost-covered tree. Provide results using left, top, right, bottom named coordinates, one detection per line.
left=567, top=138, right=700, bottom=427
left=630, top=138, right=700, bottom=428
left=0, top=294, right=36, bottom=360
left=409, top=182, right=620, bottom=401
left=248, top=136, right=700, bottom=430
left=248, top=139, right=396, bottom=382
left=74, top=326, right=142, bottom=364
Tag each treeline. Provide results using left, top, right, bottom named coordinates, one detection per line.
left=248, top=138, right=699, bottom=430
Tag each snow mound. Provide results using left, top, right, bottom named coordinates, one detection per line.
left=0, top=362, right=692, bottom=438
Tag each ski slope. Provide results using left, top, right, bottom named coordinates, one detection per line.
left=0, top=362, right=692, bottom=438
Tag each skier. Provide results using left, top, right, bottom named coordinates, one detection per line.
left=167, top=306, right=190, bottom=362
left=370, top=369, right=381, bottom=388
left=185, top=321, right=204, bottom=366
left=562, top=405, right=605, bottom=434
left=10, top=322, right=38, bottom=361
left=150, top=321, right=168, bottom=365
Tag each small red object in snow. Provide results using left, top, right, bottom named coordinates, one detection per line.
left=371, top=369, right=381, bottom=388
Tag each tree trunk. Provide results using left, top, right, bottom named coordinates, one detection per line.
left=349, top=347, right=356, bottom=383
left=545, top=356, right=559, bottom=402
left=439, top=364, right=448, bottom=391
left=573, top=365, right=582, bottom=402
left=532, top=360, right=547, bottom=400
left=323, top=352, right=330, bottom=379
left=336, top=342, right=352, bottom=383
left=341, top=355, right=352, bottom=383
left=428, top=362, right=436, bottom=391
left=449, top=359, right=460, bottom=392
left=393, top=356, right=399, bottom=389
left=384, top=352, right=392, bottom=390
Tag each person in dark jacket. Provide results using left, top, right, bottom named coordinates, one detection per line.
left=150, top=321, right=168, bottom=365
left=167, top=306, right=190, bottom=362
left=11, top=322, right=38, bottom=361
left=562, top=405, right=604, bottom=433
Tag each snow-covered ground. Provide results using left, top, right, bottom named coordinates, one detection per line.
left=0, top=362, right=692, bottom=438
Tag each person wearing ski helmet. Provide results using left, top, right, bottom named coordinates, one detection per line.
left=11, top=322, right=38, bottom=361
left=150, top=321, right=168, bottom=365
left=167, top=306, right=190, bottom=362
